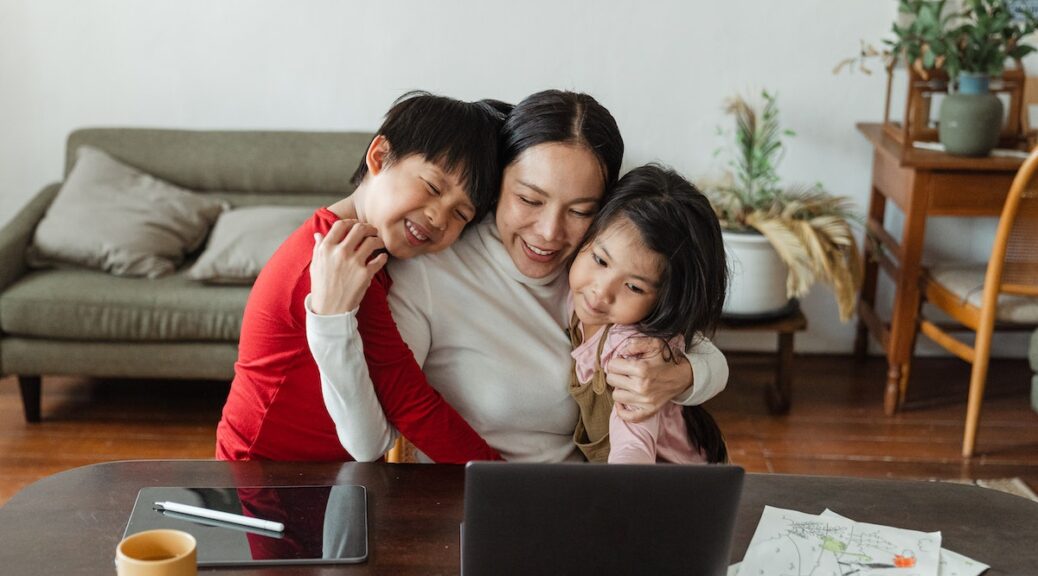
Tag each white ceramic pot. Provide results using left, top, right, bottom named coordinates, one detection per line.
left=722, top=230, right=791, bottom=317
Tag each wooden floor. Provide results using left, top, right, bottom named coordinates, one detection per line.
left=1, top=353, right=1037, bottom=506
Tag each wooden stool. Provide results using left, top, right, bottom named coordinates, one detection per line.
left=718, top=303, right=808, bottom=414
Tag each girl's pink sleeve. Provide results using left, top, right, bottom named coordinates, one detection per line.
left=607, top=408, right=660, bottom=464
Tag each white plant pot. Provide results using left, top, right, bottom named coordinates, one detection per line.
left=722, top=230, right=791, bottom=318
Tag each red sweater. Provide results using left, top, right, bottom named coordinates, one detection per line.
left=215, top=208, right=501, bottom=462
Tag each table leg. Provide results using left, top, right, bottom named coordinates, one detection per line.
left=855, top=186, right=887, bottom=362
left=766, top=331, right=794, bottom=414
left=883, top=173, right=930, bottom=416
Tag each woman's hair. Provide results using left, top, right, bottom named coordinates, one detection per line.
left=351, top=91, right=511, bottom=224
left=582, top=164, right=728, bottom=350
left=500, top=90, right=624, bottom=192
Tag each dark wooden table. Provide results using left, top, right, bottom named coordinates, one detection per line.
left=855, top=123, right=1023, bottom=415
left=2, top=460, right=1037, bottom=575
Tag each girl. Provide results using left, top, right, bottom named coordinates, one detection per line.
left=567, top=164, right=729, bottom=464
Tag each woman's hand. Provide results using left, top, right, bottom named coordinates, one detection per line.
left=607, top=337, right=693, bottom=423
left=309, top=219, right=388, bottom=315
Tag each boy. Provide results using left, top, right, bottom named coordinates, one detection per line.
left=216, top=92, right=505, bottom=462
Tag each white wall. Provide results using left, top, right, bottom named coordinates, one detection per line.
left=1, top=0, right=1027, bottom=356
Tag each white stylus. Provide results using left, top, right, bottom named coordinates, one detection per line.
left=154, top=501, right=285, bottom=533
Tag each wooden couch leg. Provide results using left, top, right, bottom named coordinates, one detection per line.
left=18, top=376, right=41, bottom=423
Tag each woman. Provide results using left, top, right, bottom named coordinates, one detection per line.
left=308, top=90, right=728, bottom=462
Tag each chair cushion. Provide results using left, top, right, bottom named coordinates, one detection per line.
left=928, top=264, right=1038, bottom=323
left=0, top=268, right=249, bottom=341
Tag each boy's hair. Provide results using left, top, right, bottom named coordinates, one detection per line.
left=501, top=90, right=624, bottom=193
left=582, top=164, right=728, bottom=350
left=351, top=91, right=511, bottom=224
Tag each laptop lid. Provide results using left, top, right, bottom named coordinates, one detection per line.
left=462, top=462, right=743, bottom=576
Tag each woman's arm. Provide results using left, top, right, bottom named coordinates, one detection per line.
left=606, top=335, right=728, bottom=423
left=306, top=297, right=399, bottom=461
left=308, top=231, right=501, bottom=463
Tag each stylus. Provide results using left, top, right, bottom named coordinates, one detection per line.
left=154, top=501, right=285, bottom=533
left=158, top=509, right=284, bottom=539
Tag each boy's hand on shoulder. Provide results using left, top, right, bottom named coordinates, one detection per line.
left=310, top=219, right=388, bottom=315
left=607, top=337, right=693, bottom=423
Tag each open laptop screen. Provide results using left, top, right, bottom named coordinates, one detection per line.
left=462, top=462, right=743, bottom=576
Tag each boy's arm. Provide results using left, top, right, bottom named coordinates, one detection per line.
left=306, top=296, right=399, bottom=462
left=355, top=273, right=502, bottom=462
left=607, top=407, right=660, bottom=464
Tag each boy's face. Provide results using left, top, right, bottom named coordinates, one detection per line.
left=362, top=138, right=476, bottom=259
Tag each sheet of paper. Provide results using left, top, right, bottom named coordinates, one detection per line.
left=822, top=511, right=987, bottom=576
left=738, top=506, right=941, bottom=576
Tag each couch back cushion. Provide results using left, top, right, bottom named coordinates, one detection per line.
left=66, top=128, right=374, bottom=196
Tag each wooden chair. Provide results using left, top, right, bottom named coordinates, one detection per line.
left=913, top=147, right=1038, bottom=457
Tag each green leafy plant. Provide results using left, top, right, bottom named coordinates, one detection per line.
left=708, top=91, right=863, bottom=321
left=835, top=0, right=1038, bottom=80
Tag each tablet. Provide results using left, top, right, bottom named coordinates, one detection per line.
left=123, top=485, right=367, bottom=566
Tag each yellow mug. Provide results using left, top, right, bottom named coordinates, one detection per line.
left=115, top=529, right=197, bottom=576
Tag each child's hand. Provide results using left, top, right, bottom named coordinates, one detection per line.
left=607, top=337, right=692, bottom=423
left=309, top=219, right=388, bottom=315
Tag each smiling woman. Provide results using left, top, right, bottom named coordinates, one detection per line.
left=308, top=90, right=732, bottom=463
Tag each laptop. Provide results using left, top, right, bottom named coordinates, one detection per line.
left=462, top=462, right=743, bottom=576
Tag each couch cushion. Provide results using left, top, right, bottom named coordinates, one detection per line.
left=28, top=146, right=228, bottom=279
left=66, top=128, right=372, bottom=196
left=0, top=268, right=250, bottom=341
left=188, top=206, right=314, bottom=284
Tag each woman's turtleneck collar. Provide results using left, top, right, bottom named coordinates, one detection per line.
left=475, top=215, right=565, bottom=287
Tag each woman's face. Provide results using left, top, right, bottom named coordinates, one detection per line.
left=495, top=143, right=606, bottom=279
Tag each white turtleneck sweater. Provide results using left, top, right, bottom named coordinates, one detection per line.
left=306, top=217, right=729, bottom=462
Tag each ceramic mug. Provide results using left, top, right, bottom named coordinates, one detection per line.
left=115, top=529, right=197, bottom=576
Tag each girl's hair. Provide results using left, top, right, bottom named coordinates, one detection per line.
left=351, top=91, right=510, bottom=224
left=500, top=90, right=624, bottom=193
left=583, top=164, right=729, bottom=351
left=682, top=405, right=729, bottom=464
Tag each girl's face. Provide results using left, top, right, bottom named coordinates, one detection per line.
left=495, top=143, right=605, bottom=279
left=568, top=218, right=663, bottom=333
left=360, top=136, right=477, bottom=259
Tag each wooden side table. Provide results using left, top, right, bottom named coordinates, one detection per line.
left=855, top=123, right=1023, bottom=415
left=718, top=304, right=807, bottom=414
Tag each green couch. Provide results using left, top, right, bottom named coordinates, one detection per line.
left=0, top=128, right=372, bottom=422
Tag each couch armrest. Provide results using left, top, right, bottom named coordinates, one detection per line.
left=0, top=184, right=60, bottom=294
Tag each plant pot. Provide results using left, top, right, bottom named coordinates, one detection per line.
left=938, top=73, right=1003, bottom=157
left=722, top=230, right=791, bottom=319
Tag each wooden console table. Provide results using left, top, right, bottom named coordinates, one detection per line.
left=855, top=123, right=1024, bottom=415
left=719, top=305, right=807, bottom=414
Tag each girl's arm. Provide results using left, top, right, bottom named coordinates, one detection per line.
left=607, top=408, right=660, bottom=464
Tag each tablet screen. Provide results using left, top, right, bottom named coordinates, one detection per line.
left=123, top=485, right=367, bottom=566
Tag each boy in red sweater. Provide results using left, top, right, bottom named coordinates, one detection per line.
left=216, top=92, right=505, bottom=462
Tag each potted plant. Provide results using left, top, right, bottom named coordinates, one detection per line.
left=708, top=91, right=863, bottom=321
left=838, top=0, right=1038, bottom=155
